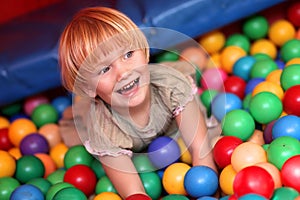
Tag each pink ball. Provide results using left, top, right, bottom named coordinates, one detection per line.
left=200, top=67, right=228, bottom=91
left=23, top=95, right=49, bottom=116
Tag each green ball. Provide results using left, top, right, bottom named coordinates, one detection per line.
left=280, top=64, right=300, bottom=91
left=281, top=39, right=300, bottom=62
left=272, top=187, right=299, bottom=200
left=64, top=145, right=94, bottom=169
left=46, top=182, right=74, bottom=200
left=0, top=177, right=20, bottom=200
left=155, top=51, right=179, bottom=62
left=267, top=136, right=300, bottom=170
left=249, top=92, right=282, bottom=124
left=95, top=175, right=117, bottom=195
left=243, top=15, right=269, bottom=40
left=133, top=154, right=155, bottom=173
left=242, top=93, right=252, bottom=111
left=90, top=159, right=106, bottom=179
left=27, top=177, right=52, bottom=195
left=253, top=53, right=272, bottom=61
left=1, top=102, right=22, bottom=117
left=15, top=155, right=45, bottom=183
left=221, top=109, right=255, bottom=141
left=225, top=33, right=251, bottom=53
left=53, top=187, right=87, bottom=200
left=250, top=59, right=278, bottom=79
left=31, top=103, right=58, bottom=128
left=162, top=194, right=189, bottom=200
left=200, top=89, right=219, bottom=110
left=140, top=172, right=162, bottom=200
left=47, top=169, right=66, bottom=185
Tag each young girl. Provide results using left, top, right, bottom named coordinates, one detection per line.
left=59, top=7, right=217, bottom=199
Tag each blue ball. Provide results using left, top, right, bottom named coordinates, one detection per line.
left=147, top=136, right=180, bottom=169
left=275, top=59, right=285, bottom=70
left=10, top=184, right=44, bottom=200
left=184, top=166, right=218, bottom=198
left=244, top=78, right=265, bottom=95
left=51, top=96, right=71, bottom=119
left=233, top=56, right=256, bottom=81
left=197, top=197, right=218, bottom=200
left=272, top=115, right=300, bottom=140
left=239, top=193, right=268, bottom=200
left=211, top=92, right=242, bottom=122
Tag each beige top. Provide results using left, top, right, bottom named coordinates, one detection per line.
left=73, top=64, right=195, bottom=157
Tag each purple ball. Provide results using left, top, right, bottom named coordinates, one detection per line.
left=20, top=133, right=49, bottom=155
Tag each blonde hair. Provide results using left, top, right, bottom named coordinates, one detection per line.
left=58, top=7, right=149, bottom=94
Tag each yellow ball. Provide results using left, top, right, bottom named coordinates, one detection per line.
left=93, top=192, right=122, bottom=200
left=285, top=58, right=300, bottom=67
left=252, top=81, right=284, bottom=100
left=0, top=116, right=10, bottom=129
left=8, top=147, right=22, bottom=160
left=0, top=150, right=16, bottom=177
left=199, top=30, right=226, bottom=54
left=250, top=39, right=277, bottom=59
left=162, top=162, right=191, bottom=195
left=177, top=137, right=192, bottom=165
left=207, top=52, right=221, bottom=68
left=220, top=46, right=247, bottom=74
left=265, top=69, right=282, bottom=85
left=49, top=143, right=68, bottom=168
left=269, top=19, right=296, bottom=46
left=219, top=164, right=237, bottom=195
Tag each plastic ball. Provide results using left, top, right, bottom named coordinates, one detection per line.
left=23, top=95, right=49, bottom=116
left=275, top=59, right=285, bottom=69
left=287, top=2, right=300, bottom=27
left=223, top=75, right=246, bottom=99
left=90, top=159, right=106, bottom=179
left=53, top=187, right=87, bottom=200
left=31, top=103, right=58, bottom=128
left=38, top=123, right=62, bottom=148
left=281, top=155, right=300, bottom=192
left=200, top=67, right=228, bottom=91
left=221, top=109, right=255, bottom=141
left=286, top=57, right=300, bottom=66
left=15, top=155, right=44, bottom=183
left=199, top=30, right=226, bottom=54
left=0, top=177, right=20, bottom=200
left=219, top=164, right=237, bottom=195
left=27, top=177, right=52, bottom=195
left=243, top=15, right=269, bottom=40
left=45, top=182, right=74, bottom=200
left=8, top=147, right=22, bottom=160
left=255, top=162, right=281, bottom=189
left=10, top=184, right=44, bottom=200
left=280, top=39, right=300, bottom=62
left=242, top=93, right=252, bottom=110
left=253, top=53, right=273, bottom=61
left=263, top=120, right=276, bottom=144
left=0, top=116, right=10, bottom=129
left=132, top=154, right=156, bottom=173
left=94, top=192, right=122, bottom=200
left=148, top=136, right=181, bottom=169
left=184, top=166, right=218, bottom=198
left=8, top=118, right=37, bottom=147
left=64, top=145, right=93, bottom=169
left=20, top=133, right=49, bottom=155
left=177, top=137, right=192, bottom=165
left=247, top=129, right=265, bottom=145
left=244, top=78, right=264, bottom=95
left=34, top=153, right=57, bottom=178
left=283, top=85, right=300, bottom=116
left=1, top=102, right=22, bottom=117
left=213, top=136, right=243, bottom=168
left=64, top=164, right=97, bottom=196
left=231, top=142, right=267, bottom=172
left=281, top=64, right=300, bottom=91
left=250, top=39, right=277, bottom=59
left=51, top=96, right=71, bottom=119
left=155, top=51, right=179, bottom=62
left=0, top=128, right=14, bottom=151
left=0, top=150, right=16, bottom=178
left=271, top=187, right=299, bottom=200
left=233, top=166, right=274, bottom=199
left=220, top=46, right=247, bottom=74
left=267, top=136, right=300, bottom=170
left=200, top=89, right=219, bottom=112
left=95, top=175, right=117, bottom=194
left=250, top=59, right=278, bottom=79
left=47, top=169, right=66, bottom=185
left=233, top=56, right=256, bottom=81
left=162, top=162, right=191, bottom=195
left=268, top=19, right=296, bottom=46
left=225, top=33, right=251, bottom=53
left=161, top=194, right=189, bottom=200
left=238, top=194, right=268, bottom=200
left=249, top=92, right=282, bottom=124
left=272, top=115, right=300, bottom=140
left=139, top=172, right=162, bottom=199
left=266, top=69, right=282, bottom=85
left=49, top=142, right=69, bottom=168
left=252, top=81, right=284, bottom=100
left=211, top=93, right=242, bottom=122
left=179, top=47, right=208, bottom=70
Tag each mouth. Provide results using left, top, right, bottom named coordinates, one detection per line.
left=117, top=77, right=140, bottom=95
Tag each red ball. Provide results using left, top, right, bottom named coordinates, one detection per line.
left=63, top=164, right=97, bottom=196
left=223, top=75, right=246, bottom=99
left=283, top=85, right=300, bottom=116
left=281, top=155, right=300, bottom=192
left=287, top=2, right=300, bottom=27
left=213, top=136, right=243, bottom=169
left=0, top=128, right=14, bottom=150
left=233, top=166, right=275, bottom=199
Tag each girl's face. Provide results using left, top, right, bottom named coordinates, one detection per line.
left=91, top=49, right=150, bottom=109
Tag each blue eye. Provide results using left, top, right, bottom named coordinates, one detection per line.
left=124, top=51, right=134, bottom=59
left=99, top=66, right=111, bottom=74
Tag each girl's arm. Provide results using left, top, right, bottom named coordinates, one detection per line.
left=175, top=99, right=218, bottom=172
left=99, top=155, right=149, bottom=199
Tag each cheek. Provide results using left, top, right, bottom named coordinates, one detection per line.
left=96, top=78, right=114, bottom=98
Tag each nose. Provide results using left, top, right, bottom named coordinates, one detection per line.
left=114, top=59, right=131, bottom=81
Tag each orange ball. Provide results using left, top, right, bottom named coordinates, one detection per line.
left=207, top=53, right=221, bottom=68
left=220, top=46, right=247, bottom=74
left=177, top=137, right=192, bottom=165
left=93, top=192, right=122, bottom=200
left=268, top=19, right=296, bottom=46
left=285, top=58, right=300, bottom=67
left=38, top=123, right=62, bottom=148
left=250, top=39, right=277, bottom=59
left=266, top=69, right=282, bottom=85
left=219, top=164, right=237, bottom=195
left=180, top=47, right=208, bottom=70
left=35, top=153, right=57, bottom=178
left=255, top=162, right=282, bottom=189
left=247, top=129, right=265, bottom=146
left=49, top=143, right=68, bottom=168
left=0, top=116, right=10, bottom=129
left=162, top=162, right=191, bottom=195
left=199, top=30, right=226, bottom=54
left=8, top=147, right=22, bottom=160
left=8, top=118, right=37, bottom=147
left=0, top=150, right=16, bottom=177
left=231, top=142, right=267, bottom=172
left=252, top=81, right=284, bottom=100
